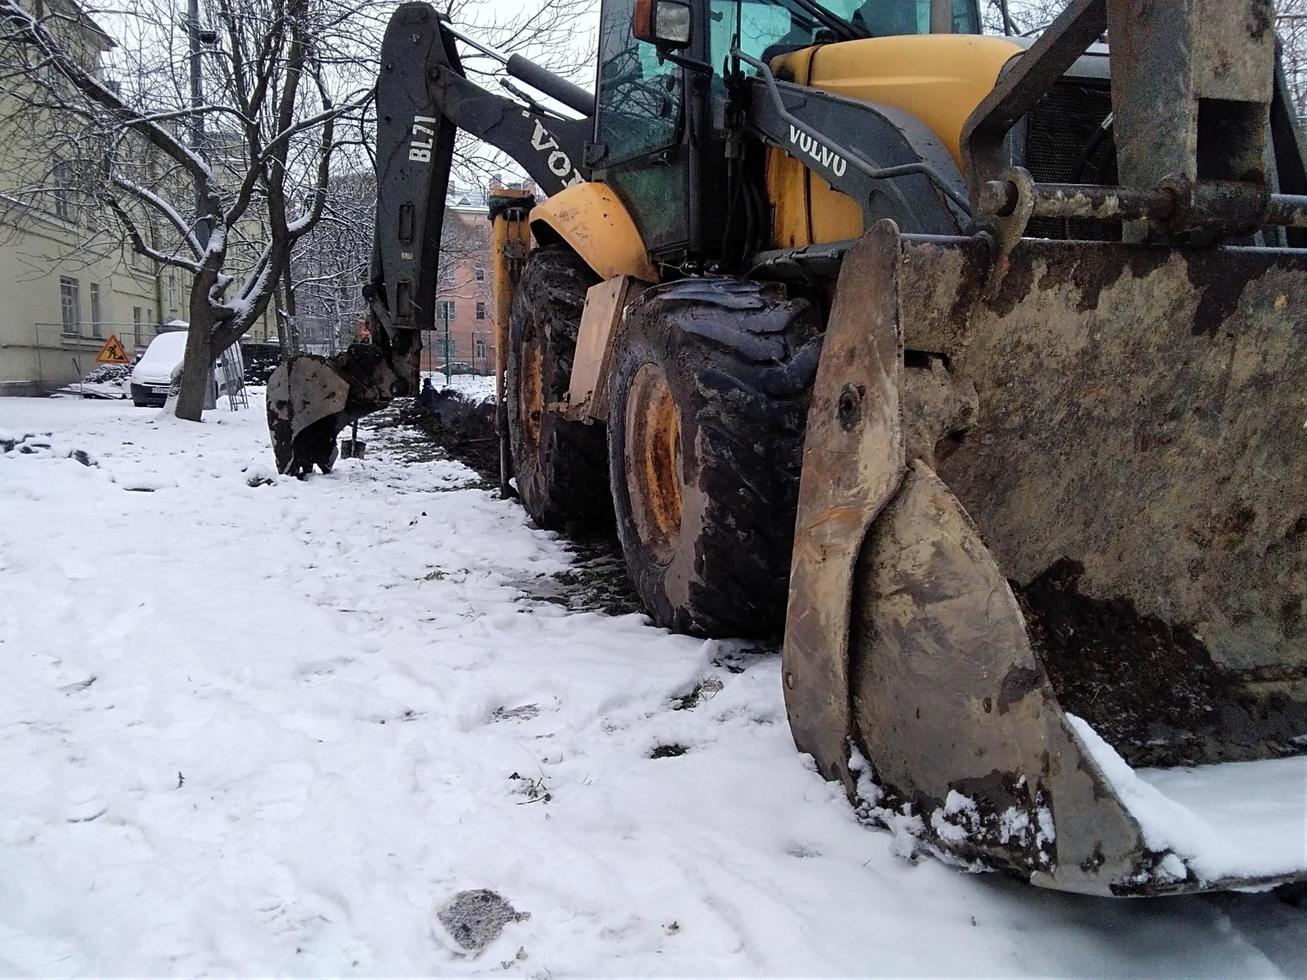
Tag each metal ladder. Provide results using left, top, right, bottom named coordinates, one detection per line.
left=220, top=350, right=249, bottom=411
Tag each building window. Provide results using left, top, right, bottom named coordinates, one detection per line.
left=437, top=299, right=455, bottom=321
left=168, top=273, right=178, bottom=310
left=474, top=267, right=486, bottom=282
left=51, top=160, right=74, bottom=223
left=89, top=283, right=102, bottom=338
left=475, top=301, right=486, bottom=321
left=59, top=277, right=80, bottom=336
left=133, top=306, right=144, bottom=349
left=475, top=334, right=487, bottom=360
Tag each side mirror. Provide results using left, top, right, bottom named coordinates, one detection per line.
left=633, top=0, right=692, bottom=50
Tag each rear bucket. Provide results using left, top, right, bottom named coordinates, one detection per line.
left=783, top=221, right=1307, bottom=896
left=266, top=347, right=400, bottom=475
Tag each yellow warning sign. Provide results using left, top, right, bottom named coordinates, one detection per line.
left=96, top=334, right=130, bottom=365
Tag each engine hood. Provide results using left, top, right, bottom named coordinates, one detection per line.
left=771, top=34, right=1110, bottom=169
left=771, top=35, right=1022, bottom=169
left=132, top=371, right=174, bottom=386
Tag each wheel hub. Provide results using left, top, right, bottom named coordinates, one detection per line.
left=625, top=362, right=683, bottom=566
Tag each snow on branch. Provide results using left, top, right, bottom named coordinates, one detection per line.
left=110, top=174, right=205, bottom=260
left=101, top=195, right=200, bottom=272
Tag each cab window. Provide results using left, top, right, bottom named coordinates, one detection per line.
left=708, top=0, right=979, bottom=72
left=596, top=0, right=684, bottom=163
left=856, top=0, right=979, bottom=35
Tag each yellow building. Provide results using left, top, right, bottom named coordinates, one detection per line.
left=0, top=203, right=163, bottom=395
left=0, top=0, right=276, bottom=395
left=0, top=0, right=164, bottom=395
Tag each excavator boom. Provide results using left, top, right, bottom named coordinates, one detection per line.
left=267, top=4, right=589, bottom=474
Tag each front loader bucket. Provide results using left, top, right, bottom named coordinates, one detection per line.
left=784, top=221, right=1307, bottom=896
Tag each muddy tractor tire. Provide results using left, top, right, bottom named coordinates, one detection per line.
left=506, top=244, right=610, bottom=530
left=606, top=278, right=822, bottom=638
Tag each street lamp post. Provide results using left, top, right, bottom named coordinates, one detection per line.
left=185, top=0, right=215, bottom=248
left=443, top=304, right=452, bottom=386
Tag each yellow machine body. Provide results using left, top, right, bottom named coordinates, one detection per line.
left=766, top=35, right=1021, bottom=249
left=530, top=182, right=660, bottom=283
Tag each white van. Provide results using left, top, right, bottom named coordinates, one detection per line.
left=129, top=327, right=245, bottom=408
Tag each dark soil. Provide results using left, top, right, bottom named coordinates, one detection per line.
left=650, top=743, right=688, bottom=759
left=1014, top=558, right=1306, bottom=768
left=672, top=677, right=724, bottom=710
left=436, top=889, right=529, bottom=953
left=366, top=395, right=496, bottom=480
left=403, top=392, right=500, bottom=479
left=508, top=533, right=643, bottom=618
left=547, top=535, right=643, bottom=616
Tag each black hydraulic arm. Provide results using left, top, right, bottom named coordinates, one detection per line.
left=268, top=2, right=597, bottom=476
left=369, top=2, right=594, bottom=340
left=441, top=20, right=594, bottom=118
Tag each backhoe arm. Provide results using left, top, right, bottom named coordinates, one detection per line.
left=267, top=1, right=592, bottom=474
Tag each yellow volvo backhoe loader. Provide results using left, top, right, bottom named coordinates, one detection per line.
left=268, top=0, right=1307, bottom=896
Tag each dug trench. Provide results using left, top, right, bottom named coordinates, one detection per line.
left=367, top=391, right=501, bottom=473
left=379, top=391, right=641, bottom=618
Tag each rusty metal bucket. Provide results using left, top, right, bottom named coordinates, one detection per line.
left=783, top=221, right=1307, bottom=896
left=266, top=346, right=400, bottom=476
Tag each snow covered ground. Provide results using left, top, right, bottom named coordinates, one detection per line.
left=1, top=390, right=1305, bottom=977
left=422, top=371, right=496, bottom=402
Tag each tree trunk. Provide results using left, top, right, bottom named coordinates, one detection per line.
left=275, top=280, right=291, bottom=360
left=174, top=312, right=214, bottom=421
left=175, top=273, right=219, bottom=421
left=282, top=264, right=300, bottom=352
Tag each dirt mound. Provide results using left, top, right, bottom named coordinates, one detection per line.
left=1015, top=558, right=1222, bottom=766
left=1014, top=558, right=1306, bottom=768
left=435, top=889, right=529, bottom=954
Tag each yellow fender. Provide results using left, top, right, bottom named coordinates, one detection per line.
left=530, top=183, right=659, bottom=283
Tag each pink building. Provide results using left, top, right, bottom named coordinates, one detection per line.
left=420, top=179, right=538, bottom=377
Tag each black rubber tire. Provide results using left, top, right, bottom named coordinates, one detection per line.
left=607, top=278, right=823, bottom=638
left=506, top=244, right=610, bottom=530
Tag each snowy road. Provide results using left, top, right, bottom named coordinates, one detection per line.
left=1, top=392, right=1304, bottom=976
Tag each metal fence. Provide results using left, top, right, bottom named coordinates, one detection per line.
left=418, top=326, right=495, bottom=377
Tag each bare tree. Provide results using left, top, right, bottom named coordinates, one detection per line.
left=286, top=155, right=374, bottom=352
left=289, top=175, right=498, bottom=366
left=1276, top=0, right=1307, bottom=123
left=0, top=0, right=374, bottom=419
left=984, top=0, right=1067, bottom=34
left=440, top=0, right=596, bottom=192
